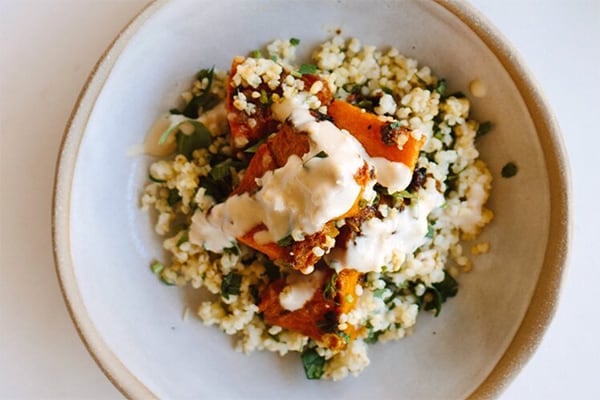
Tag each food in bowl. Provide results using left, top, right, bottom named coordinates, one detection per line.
left=140, top=36, right=493, bottom=380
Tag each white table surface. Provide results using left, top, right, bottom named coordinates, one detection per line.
left=1, top=1, right=598, bottom=398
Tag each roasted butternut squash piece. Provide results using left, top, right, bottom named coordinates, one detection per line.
left=259, top=267, right=362, bottom=350
left=327, top=99, right=425, bottom=172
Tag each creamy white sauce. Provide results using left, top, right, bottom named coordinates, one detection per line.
left=191, top=100, right=366, bottom=249
left=370, top=157, right=412, bottom=194
left=328, top=179, right=445, bottom=273
left=189, top=210, right=235, bottom=252
left=189, top=96, right=417, bottom=260
left=279, top=269, right=325, bottom=311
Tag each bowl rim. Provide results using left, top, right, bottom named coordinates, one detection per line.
left=51, top=0, right=572, bottom=398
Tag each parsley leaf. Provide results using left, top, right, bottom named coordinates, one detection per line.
left=290, top=37, right=300, bottom=46
left=221, top=272, right=242, bottom=299
left=298, top=63, right=317, bottom=75
left=301, top=348, right=325, bottom=379
left=277, top=234, right=294, bottom=247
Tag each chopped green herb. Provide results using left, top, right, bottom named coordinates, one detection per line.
left=476, top=121, right=493, bottom=138
left=174, top=67, right=219, bottom=119
left=221, top=272, right=242, bottom=299
left=290, top=37, right=300, bottom=46
left=209, top=159, right=233, bottom=180
left=160, top=275, right=175, bottom=286
left=244, top=136, right=268, bottom=153
left=277, top=234, right=294, bottom=247
left=176, top=231, right=189, bottom=246
left=263, top=261, right=282, bottom=281
left=298, top=63, right=317, bottom=75
left=323, top=272, right=338, bottom=300
left=426, top=224, right=434, bottom=239
left=422, top=271, right=459, bottom=316
left=381, top=86, right=393, bottom=95
left=364, top=325, right=383, bottom=344
left=435, top=79, right=447, bottom=97
left=176, top=121, right=212, bottom=159
left=392, top=190, right=417, bottom=201
left=357, top=99, right=374, bottom=110
left=223, top=244, right=240, bottom=255
left=167, top=189, right=181, bottom=207
left=150, top=261, right=164, bottom=274
left=345, top=294, right=354, bottom=304
left=251, top=49, right=263, bottom=58
left=338, top=331, right=351, bottom=344
left=358, top=198, right=368, bottom=208
left=342, top=83, right=361, bottom=94
left=302, top=150, right=329, bottom=168
left=301, top=348, right=325, bottom=380
left=501, top=162, right=518, bottom=178
left=259, top=89, right=270, bottom=105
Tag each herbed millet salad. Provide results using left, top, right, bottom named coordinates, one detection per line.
left=140, top=36, right=493, bottom=380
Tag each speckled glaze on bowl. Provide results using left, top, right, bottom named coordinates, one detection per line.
left=52, top=0, right=570, bottom=398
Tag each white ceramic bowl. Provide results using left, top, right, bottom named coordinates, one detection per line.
left=53, top=0, right=570, bottom=398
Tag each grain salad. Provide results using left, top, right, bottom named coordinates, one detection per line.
left=140, top=36, right=493, bottom=380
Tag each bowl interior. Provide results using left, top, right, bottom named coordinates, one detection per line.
left=59, top=0, right=554, bottom=398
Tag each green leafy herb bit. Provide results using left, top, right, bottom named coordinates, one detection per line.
left=338, top=331, right=350, bottom=344
left=167, top=189, right=181, bottom=206
left=244, top=136, right=268, bottom=153
left=176, top=231, right=189, bottom=246
left=364, top=324, right=383, bottom=344
left=381, top=86, right=393, bottom=95
left=501, top=162, right=518, bottom=178
left=301, top=348, right=325, bottom=380
left=177, top=67, right=219, bottom=119
left=476, top=121, right=493, bottom=138
left=290, top=37, right=300, bottom=46
left=160, top=275, right=175, bottom=286
left=422, top=271, right=459, bottom=316
left=392, top=190, right=417, bottom=201
left=314, top=150, right=329, bottom=159
left=435, top=79, right=447, bottom=97
left=176, top=121, right=212, bottom=159
left=358, top=198, right=368, bottom=208
left=323, top=272, right=338, bottom=300
left=209, top=159, right=233, bottom=180
left=223, top=244, right=240, bottom=255
left=150, top=261, right=164, bottom=274
left=259, top=89, right=270, bottom=105
left=298, top=63, right=318, bottom=75
left=426, top=224, right=434, bottom=239
left=263, top=261, right=281, bottom=281
left=221, top=272, right=242, bottom=299
left=277, top=234, right=294, bottom=247
left=251, top=49, right=263, bottom=58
